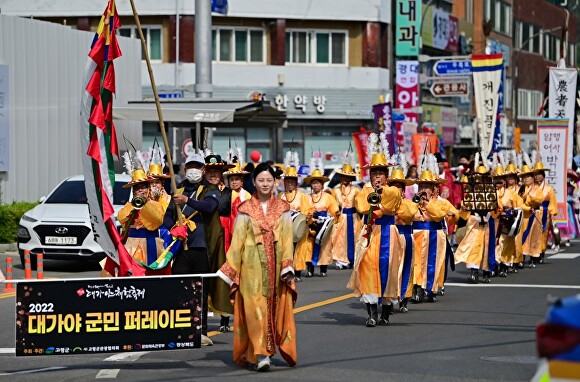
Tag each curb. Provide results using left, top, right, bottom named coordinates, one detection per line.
left=0, top=243, right=17, bottom=252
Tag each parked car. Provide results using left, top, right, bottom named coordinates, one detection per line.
left=17, top=174, right=131, bottom=268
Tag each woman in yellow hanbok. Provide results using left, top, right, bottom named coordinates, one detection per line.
left=533, top=162, right=558, bottom=264
left=519, top=164, right=545, bottom=267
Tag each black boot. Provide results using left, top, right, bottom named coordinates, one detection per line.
left=219, top=316, right=231, bottom=332
left=305, top=262, right=314, bottom=277
left=468, top=268, right=479, bottom=284
left=378, top=304, right=391, bottom=326
left=482, top=271, right=491, bottom=283
left=365, top=303, right=378, bottom=327
left=410, top=285, right=422, bottom=304
left=498, top=264, right=507, bottom=278
left=528, top=256, right=537, bottom=269
left=400, top=298, right=409, bottom=313
left=319, top=265, right=328, bottom=277
left=539, top=252, right=546, bottom=264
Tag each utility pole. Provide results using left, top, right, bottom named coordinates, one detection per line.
left=194, top=0, right=213, bottom=150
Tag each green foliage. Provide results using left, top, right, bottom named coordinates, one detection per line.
left=0, top=202, right=38, bottom=243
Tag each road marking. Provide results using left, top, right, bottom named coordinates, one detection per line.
left=0, top=292, right=15, bottom=299
left=481, top=355, right=537, bottom=364
left=446, top=282, right=580, bottom=289
left=0, top=366, right=66, bottom=375
left=293, top=293, right=353, bottom=313
left=103, top=351, right=148, bottom=362
left=0, top=348, right=14, bottom=354
left=96, top=369, right=120, bottom=379
left=549, top=253, right=580, bottom=260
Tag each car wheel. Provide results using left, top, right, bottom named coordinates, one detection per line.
left=19, top=250, right=38, bottom=271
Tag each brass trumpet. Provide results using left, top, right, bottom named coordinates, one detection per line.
left=367, top=191, right=381, bottom=205
left=412, top=192, right=427, bottom=204
left=131, top=195, right=147, bottom=210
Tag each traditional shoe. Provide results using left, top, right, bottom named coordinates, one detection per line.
left=294, top=277, right=301, bottom=282
left=399, top=305, right=409, bottom=313
left=254, top=355, right=271, bottom=371
left=378, top=304, right=390, bottom=326
left=201, top=334, right=213, bottom=346
left=482, top=271, right=491, bottom=283
left=468, top=269, right=478, bottom=284
left=437, top=286, right=445, bottom=296
left=539, top=253, right=546, bottom=264
left=319, top=272, right=327, bottom=277
left=305, top=272, right=314, bottom=278
left=426, top=293, right=437, bottom=303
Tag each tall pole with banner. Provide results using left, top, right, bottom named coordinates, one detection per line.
left=548, top=66, right=577, bottom=168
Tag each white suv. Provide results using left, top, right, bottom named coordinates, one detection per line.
left=17, top=174, right=131, bottom=268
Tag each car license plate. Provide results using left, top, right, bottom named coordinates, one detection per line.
left=45, top=236, right=77, bottom=245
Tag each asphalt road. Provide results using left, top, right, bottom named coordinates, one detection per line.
left=0, top=244, right=579, bottom=381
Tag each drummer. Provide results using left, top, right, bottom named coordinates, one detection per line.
left=279, top=153, right=313, bottom=282
left=304, top=167, right=339, bottom=278
left=330, top=161, right=361, bottom=269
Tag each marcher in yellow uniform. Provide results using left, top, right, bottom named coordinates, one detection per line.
left=388, top=164, right=418, bottom=313
left=519, top=163, right=544, bottom=267
left=280, top=163, right=313, bottom=281
left=218, top=163, right=297, bottom=371
left=304, top=168, right=339, bottom=277
left=505, top=161, right=526, bottom=269
left=331, top=163, right=362, bottom=269
left=347, top=151, right=402, bottom=326
left=533, top=161, right=558, bottom=264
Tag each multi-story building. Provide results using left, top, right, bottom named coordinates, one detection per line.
left=3, top=0, right=392, bottom=164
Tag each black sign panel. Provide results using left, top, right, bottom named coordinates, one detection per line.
left=16, top=277, right=202, bottom=356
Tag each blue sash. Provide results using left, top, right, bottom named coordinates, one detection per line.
left=487, top=218, right=497, bottom=272
left=397, top=224, right=413, bottom=299
left=377, top=215, right=395, bottom=301
left=540, top=200, right=549, bottom=231
left=412, top=221, right=442, bottom=292
left=311, top=211, right=328, bottom=265
left=129, top=228, right=159, bottom=265
left=343, top=207, right=356, bottom=265
left=412, top=221, right=443, bottom=230
left=522, top=213, right=535, bottom=243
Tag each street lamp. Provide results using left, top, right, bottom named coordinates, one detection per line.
left=513, top=26, right=563, bottom=133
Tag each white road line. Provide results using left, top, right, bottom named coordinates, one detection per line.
left=549, top=253, right=580, bottom=260
left=0, top=366, right=66, bottom=375
left=95, top=369, right=121, bottom=379
left=446, top=283, right=580, bottom=289
left=0, top=348, right=14, bottom=354
left=103, top=351, right=148, bottom=362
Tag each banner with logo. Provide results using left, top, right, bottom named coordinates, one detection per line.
left=537, top=118, right=568, bottom=225
left=395, top=0, right=421, bottom=56
left=372, top=102, right=395, bottom=154
left=471, top=54, right=503, bottom=154
left=396, top=61, right=419, bottom=110
left=16, top=277, right=203, bottom=356
left=549, top=67, right=577, bottom=167
left=353, top=130, right=371, bottom=180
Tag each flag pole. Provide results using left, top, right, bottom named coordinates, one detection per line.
left=128, top=0, right=186, bottom=230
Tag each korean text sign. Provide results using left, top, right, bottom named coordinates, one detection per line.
left=537, top=118, right=568, bottom=224
left=395, top=0, right=421, bottom=56
left=16, top=277, right=203, bottom=356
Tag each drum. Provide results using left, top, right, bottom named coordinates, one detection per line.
left=290, top=210, right=307, bottom=243
left=500, top=208, right=523, bottom=236
left=314, top=217, right=334, bottom=247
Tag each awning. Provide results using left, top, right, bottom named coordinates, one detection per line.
left=113, top=99, right=286, bottom=127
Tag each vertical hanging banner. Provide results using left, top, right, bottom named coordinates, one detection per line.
left=372, top=102, right=395, bottom=154
left=395, top=0, right=421, bottom=56
left=548, top=67, right=577, bottom=167
left=352, top=130, right=371, bottom=180
left=537, top=119, right=569, bottom=224
left=396, top=60, right=420, bottom=110
left=471, top=54, right=503, bottom=154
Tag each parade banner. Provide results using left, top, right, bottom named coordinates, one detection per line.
left=471, top=54, right=503, bottom=155
left=537, top=119, right=568, bottom=224
left=353, top=130, right=371, bottom=179
left=411, top=134, right=440, bottom=163
left=396, top=60, right=419, bottom=110
left=16, top=277, right=203, bottom=356
left=80, top=1, right=134, bottom=276
left=372, top=102, right=395, bottom=154
left=395, top=0, right=421, bottom=56
left=548, top=67, right=577, bottom=167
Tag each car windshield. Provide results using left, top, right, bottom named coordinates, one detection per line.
left=44, top=180, right=130, bottom=206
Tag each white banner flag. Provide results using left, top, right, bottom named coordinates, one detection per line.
left=549, top=67, right=577, bottom=167
left=472, top=54, right=503, bottom=154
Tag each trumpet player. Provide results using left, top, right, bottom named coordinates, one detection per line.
left=347, top=151, right=402, bottom=327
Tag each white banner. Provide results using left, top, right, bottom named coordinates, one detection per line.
left=472, top=57, right=502, bottom=154
left=549, top=67, right=577, bottom=167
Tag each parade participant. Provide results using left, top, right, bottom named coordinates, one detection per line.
left=303, top=158, right=338, bottom=278
left=348, top=132, right=402, bottom=327
left=280, top=151, right=313, bottom=281
left=165, top=152, right=221, bottom=346
left=519, top=154, right=544, bottom=268
left=505, top=154, right=525, bottom=269
left=117, top=151, right=167, bottom=276
left=454, top=154, right=498, bottom=284
left=217, top=162, right=297, bottom=372
left=411, top=154, right=453, bottom=302
left=405, top=165, right=419, bottom=200
left=331, top=157, right=361, bottom=269
left=436, top=153, right=462, bottom=208
left=533, top=159, right=557, bottom=264
left=388, top=154, right=418, bottom=313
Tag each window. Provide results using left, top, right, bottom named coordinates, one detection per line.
left=118, top=26, right=163, bottom=61
left=212, top=27, right=264, bottom=63
left=484, top=0, right=512, bottom=36
left=517, top=89, right=543, bottom=119
left=543, top=33, right=561, bottom=61
left=465, top=0, right=474, bottom=23
left=505, top=77, right=512, bottom=109
left=286, top=30, right=348, bottom=65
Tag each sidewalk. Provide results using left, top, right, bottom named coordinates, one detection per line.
left=0, top=243, right=17, bottom=252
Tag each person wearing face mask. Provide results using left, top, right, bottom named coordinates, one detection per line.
left=218, top=162, right=297, bottom=372
left=165, top=152, right=222, bottom=347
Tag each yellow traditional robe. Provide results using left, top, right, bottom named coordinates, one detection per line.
left=395, top=198, right=419, bottom=299
left=507, top=185, right=526, bottom=263
left=454, top=209, right=496, bottom=271
left=280, top=190, right=314, bottom=271
left=522, top=185, right=545, bottom=257
left=330, top=185, right=362, bottom=265
left=537, top=182, right=558, bottom=253
left=347, top=183, right=403, bottom=300
left=218, top=196, right=297, bottom=367
left=412, top=198, right=447, bottom=292
left=496, top=187, right=529, bottom=264
left=304, top=191, right=339, bottom=266
left=436, top=197, right=458, bottom=288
